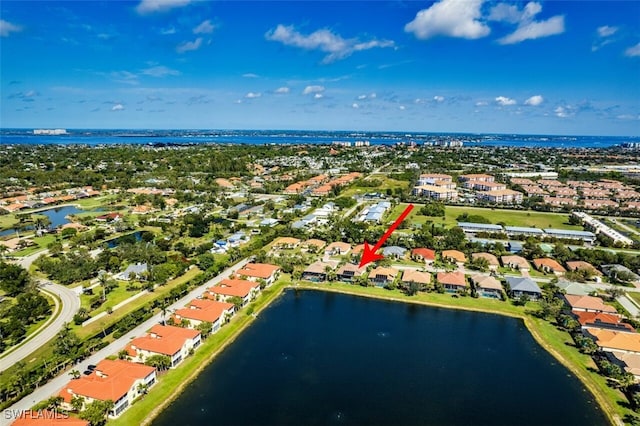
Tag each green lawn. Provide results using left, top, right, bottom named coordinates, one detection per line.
left=81, top=282, right=140, bottom=316
left=74, top=194, right=119, bottom=209
left=12, top=234, right=57, bottom=256
left=387, top=203, right=581, bottom=230
left=0, top=214, right=18, bottom=230
left=76, top=267, right=202, bottom=339
left=341, top=177, right=409, bottom=198
left=626, top=292, right=640, bottom=307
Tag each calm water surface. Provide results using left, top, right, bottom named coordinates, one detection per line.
left=0, top=205, right=100, bottom=237
left=153, top=290, right=607, bottom=426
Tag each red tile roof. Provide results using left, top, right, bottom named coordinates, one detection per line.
left=437, top=271, right=467, bottom=287
left=236, top=263, right=280, bottom=279
left=574, top=311, right=634, bottom=332
left=174, top=299, right=234, bottom=323
left=209, top=279, right=259, bottom=298
left=58, top=360, right=154, bottom=403
left=411, top=248, right=436, bottom=261
left=126, top=325, right=200, bottom=357
left=565, top=295, right=617, bottom=313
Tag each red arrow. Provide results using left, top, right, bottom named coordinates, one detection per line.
left=359, top=204, right=414, bottom=268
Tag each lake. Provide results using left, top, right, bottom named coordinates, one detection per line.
left=0, top=205, right=100, bottom=237
left=152, top=290, right=607, bottom=426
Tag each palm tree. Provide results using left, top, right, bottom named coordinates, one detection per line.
left=69, top=369, right=81, bottom=379
left=0, top=245, right=8, bottom=259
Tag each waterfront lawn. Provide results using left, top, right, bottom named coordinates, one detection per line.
left=0, top=214, right=18, bottom=230
left=12, top=235, right=57, bottom=256
left=108, top=280, right=288, bottom=426
left=388, top=203, right=581, bottom=230
left=75, top=194, right=119, bottom=209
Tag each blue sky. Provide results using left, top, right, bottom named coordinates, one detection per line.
left=1, top=0, right=639, bottom=135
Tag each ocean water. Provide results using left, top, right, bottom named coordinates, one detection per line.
left=152, top=290, right=607, bottom=426
left=0, top=129, right=637, bottom=148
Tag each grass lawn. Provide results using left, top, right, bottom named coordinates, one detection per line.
left=341, top=177, right=409, bottom=198
left=75, top=194, right=119, bottom=209
left=387, top=203, right=581, bottom=230
left=76, top=267, right=202, bottom=339
left=81, top=282, right=139, bottom=316
left=626, top=292, right=640, bottom=307
left=12, top=234, right=57, bottom=256
left=0, top=214, right=18, bottom=230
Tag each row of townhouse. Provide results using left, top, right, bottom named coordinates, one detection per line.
left=0, top=187, right=102, bottom=213
left=457, top=222, right=598, bottom=244
left=39, top=262, right=280, bottom=424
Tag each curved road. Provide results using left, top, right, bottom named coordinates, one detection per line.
left=1, top=250, right=81, bottom=373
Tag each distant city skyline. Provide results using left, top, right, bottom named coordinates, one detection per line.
left=1, top=0, right=639, bottom=136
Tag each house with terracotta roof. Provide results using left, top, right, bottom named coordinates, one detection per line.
left=608, top=352, right=640, bottom=382
left=401, top=270, right=431, bottom=289
left=585, top=329, right=640, bottom=355
left=506, top=277, right=542, bottom=300
left=573, top=311, right=634, bottom=333
left=565, top=261, right=602, bottom=278
left=437, top=271, right=468, bottom=293
left=441, top=250, right=466, bottom=264
left=95, top=212, right=123, bottom=222
left=206, top=278, right=261, bottom=306
left=564, top=294, right=617, bottom=314
left=501, top=255, right=530, bottom=271
left=533, top=258, right=567, bottom=275
left=273, top=237, right=301, bottom=249
left=471, top=253, right=500, bottom=271
left=411, top=248, right=436, bottom=263
left=173, top=299, right=235, bottom=332
left=470, top=275, right=503, bottom=299
left=351, top=244, right=365, bottom=255
left=58, top=359, right=156, bottom=418
left=12, top=411, right=89, bottom=426
left=325, top=242, right=352, bottom=256
left=301, top=239, right=326, bottom=252
left=336, top=263, right=364, bottom=282
left=125, top=325, right=201, bottom=368
left=369, top=267, right=399, bottom=287
left=302, top=260, right=338, bottom=282
left=235, top=263, right=280, bottom=286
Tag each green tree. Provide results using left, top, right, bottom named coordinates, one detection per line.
left=144, top=354, right=172, bottom=371
left=80, top=400, right=114, bottom=426
left=70, top=395, right=85, bottom=412
left=196, top=321, right=213, bottom=338
left=0, top=261, right=31, bottom=296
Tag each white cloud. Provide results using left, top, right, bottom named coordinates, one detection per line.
left=352, top=103, right=359, bottom=109
left=475, top=101, right=488, bottom=106
left=616, top=114, right=640, bottom=120
left=399, top=105, right=406, bottom=110
left=136, top=0, right=191, bottom=14
left=0, top=19, right=22, bottom=37
left=357, top=94, right=367, bottom=100
left=554, top=106, right=574, bottom=118
left=193, top=20, right=215, bottom=35
left=369, top=93, right=377, bottom=99
left=303, top=85, right=325, bottom=95
left=265, top=24, right=395, bottom=63
left=494, top=2, right=564, bottom=45
left=433, top=95, right=445, bottom=102
left=314, top=93, right=323, bottom=99
left=242, top=73, right=259, bottom=78
left=112, top=104, right=124, bottom=111
left=495, top=96, right=516, bottom=106
left=404, top=0, right=490, bottom=40
left=244, top=92, right=261, bottom=99
left=524, top=95, right=544, bottom=106
left=597, top=25, right=618, bottom=38
left=625, top=42, right=640, bottom=57
left=161, top=27, right=176, bottom=35
left=275, top=87, right=290, bottom=94
left=357, top=93, right=377, bottom=101
left=141, top=65, right=180, bottom=77
left=176, top=37, right=202, bottom=53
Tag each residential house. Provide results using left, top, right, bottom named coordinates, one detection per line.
left=411, top=248, right=436, bottom=264
left=206, top=278, right=261, bottom=306
left=585, top=329, right=640, bottom=355
left=401, top=270, right=432, bottom=289
left=95, top=212, right=123, bottom=222
left=564, top=295, right=617, bottom=314
left=533, top=258, right=567, bottom=276
left=369, top=267, right=399, bottom=287
left=471, top=252, right=500, bottom=271
left=381, top=246, right=406, bottom=259
left=556, top=280, right=597, bottom=296
left=565, top=261, right=602, bottom=280
left=302, top=260, right=338, bottom=282
left=351, top=244, right=365, bottom=256
left=573, top=311, right=635, bottom=333
left=336, top=263, right=364, bottom=283
left=501, top=255, right=530, bottom=271
left=125, top=325, right=201, bottom=368
left=173, top=299, right=235, bottom=331
left=442, top=250, right=466, bottom=264
left=235, top=263, right=280, bottom=286
left=601, top=264, right=640, bottom=284
left=506, top=277, right=542, bottom=300
left=300, top=239, right=326, bottom=253
left=471, top=275, right=503, bottom=299
left=437, top=271, right=467, bottom=293
left=116, top=263, right=148, bottom=281
left=608, top=352, right=640, bottom=382
left=58, top=360, right=156, bottom=418
left=273, top=237, right=301, bottom=249
left=325, top=242, right=351, bottom=256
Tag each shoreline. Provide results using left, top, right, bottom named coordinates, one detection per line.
left=119, top=282, right=620, bottom=426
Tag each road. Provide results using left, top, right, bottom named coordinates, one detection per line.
left=1, top=257, right=249, bottom=426
left=1, top=249, right=82, bottom=373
